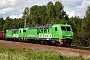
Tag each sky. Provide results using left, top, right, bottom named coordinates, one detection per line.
left=0, top=0, right=90, bottom=19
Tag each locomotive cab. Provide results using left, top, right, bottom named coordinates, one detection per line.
left=52, top=24, right=73, bottom=46
left=60, top=25, right=73, bottom=46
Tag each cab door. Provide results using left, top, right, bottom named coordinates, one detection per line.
left=23, top=29, right=26, bottom=39
left=53, top=27, right=58, bottom=38
left=19, top=29, right=26, bottom=41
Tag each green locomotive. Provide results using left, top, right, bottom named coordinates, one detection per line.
left=5, top=28, right=28, bottom=41
left=5, top=24, right=73, bottom=46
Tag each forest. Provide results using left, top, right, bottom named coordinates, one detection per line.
left=0, top=1, right=90, bottom=47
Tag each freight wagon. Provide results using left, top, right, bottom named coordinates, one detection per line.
left=0, top=31, right=5, bottom=39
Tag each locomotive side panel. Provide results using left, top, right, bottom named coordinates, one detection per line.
left=26, top=28, right=37, bottom=39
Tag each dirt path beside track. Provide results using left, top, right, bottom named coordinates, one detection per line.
left=0, top=40, right=90, bottom=59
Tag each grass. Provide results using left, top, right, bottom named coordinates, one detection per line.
left=0, top=47, right=90, bottom=60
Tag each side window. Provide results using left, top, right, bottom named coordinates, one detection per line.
left=12, top=31, right=14, bottom=35
left=20, top=30, right=21, bottom=33
left=23, top=30, right=26, bottom=32
left=14, top=31, right=16, bottom=33
left=37, top=29, right=39, bottom=34
left=55, top=27, right=57, bottom=31
left=61, top=27, right=66, bottom=31
left=66, top=27, right=71, bottom=31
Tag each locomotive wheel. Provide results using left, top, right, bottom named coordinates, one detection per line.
left=43, top=41, right=47, bottom=45
left=41, top=40, right=44, bottom=44
left=18, top=38, right=21, bottom=41
left=55, top=41, right=58, bottom=46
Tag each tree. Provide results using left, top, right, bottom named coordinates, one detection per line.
left=3, top=17, right=13, bottom=31
left=30, top=5, right=39, bottom=26
left=47, top=1, right=54, bottom=24
left=86, top=6, right=90, bottom=20
left=12, top=18, right=23, bottom=28
left=0, top=18, right=4, bottom=31
left=47, top=1, right=68, bottom=24
left=30, top=5, right=48, bottom=26
left=79, top=6, right=90, bottom=46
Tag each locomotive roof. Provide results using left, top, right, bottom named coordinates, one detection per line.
left=28, top=24, right=71, bottom=29
left=33, top=25, right=52, bottom=28
left=28, top=25, right=53, bottom=29
left=6, top=29, right=18, bottom=31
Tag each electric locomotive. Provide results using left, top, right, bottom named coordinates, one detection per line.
left=24, top=24, right=73, bottom=46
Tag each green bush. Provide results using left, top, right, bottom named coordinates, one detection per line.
left=0, top=47, right=89, bottom=60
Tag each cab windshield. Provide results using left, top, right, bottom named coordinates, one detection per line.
left=61, top=26, right=71, bottom=31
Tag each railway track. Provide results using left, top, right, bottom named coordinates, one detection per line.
left=64, top=46, right=90, bottom=50
left=0, top=40, right=90, bottom=59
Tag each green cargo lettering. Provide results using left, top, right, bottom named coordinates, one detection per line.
left=39, top=34, right=52, bottom=38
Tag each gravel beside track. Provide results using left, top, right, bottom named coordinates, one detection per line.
left=0, top=40, right=90, bottom=59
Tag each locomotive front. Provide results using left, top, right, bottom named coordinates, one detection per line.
left=59, top=24, right=73, bottom=46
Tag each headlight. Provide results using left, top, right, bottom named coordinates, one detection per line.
left=60, top=40, right=63, bottom=44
